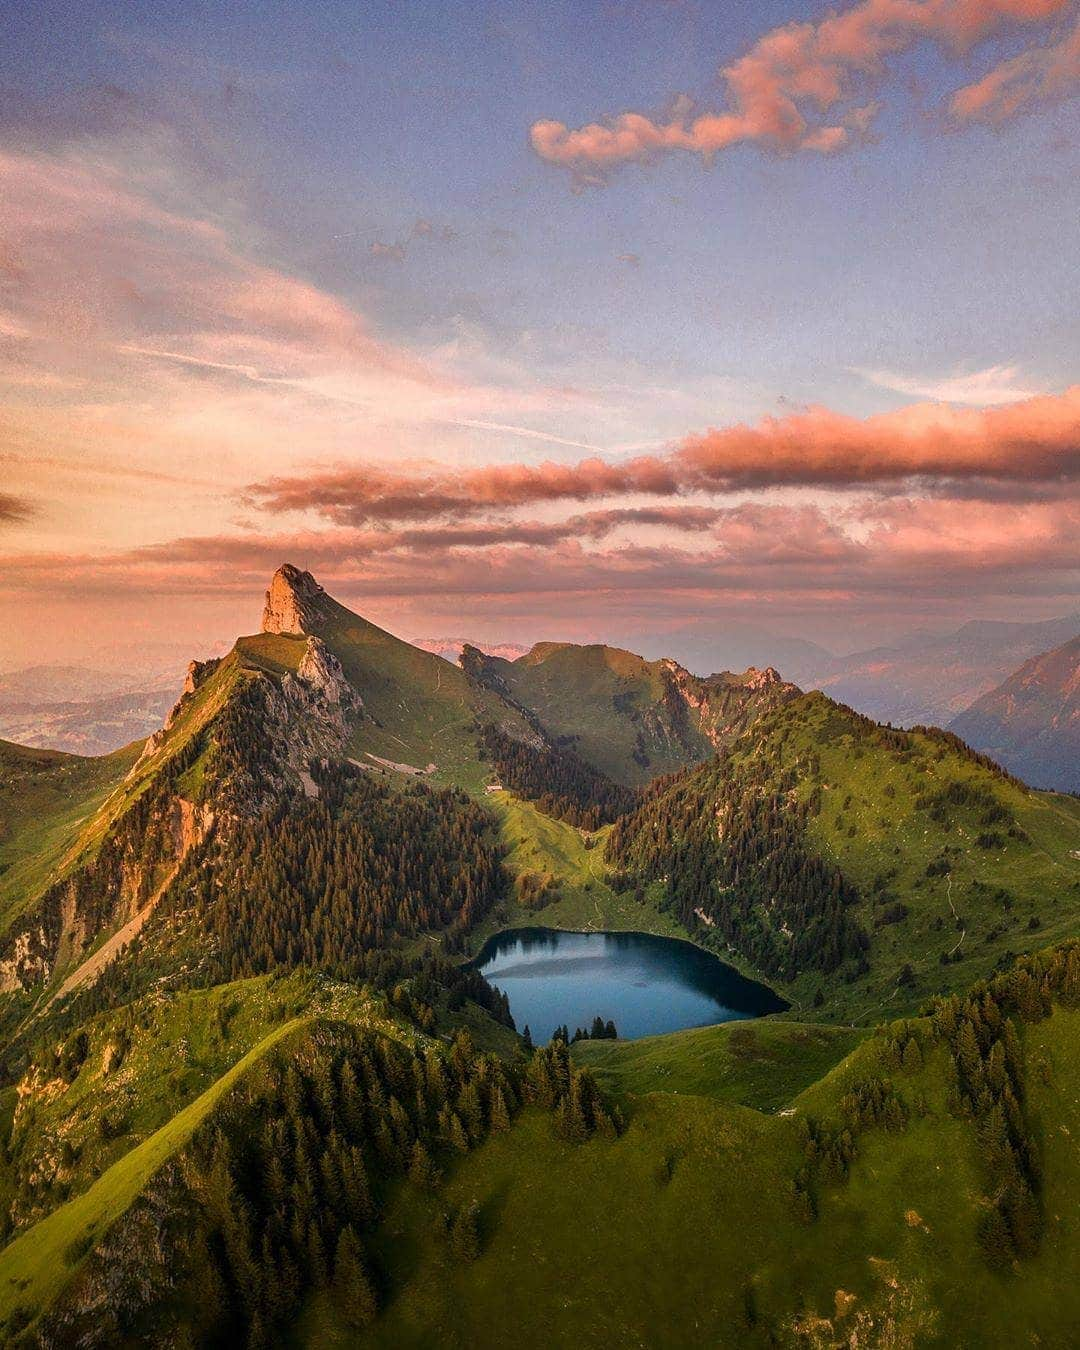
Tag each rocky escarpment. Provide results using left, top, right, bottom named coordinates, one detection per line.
left=0, top=789, right=216, bottom=995
left=0, top=629, right=365, bottom=997
left=261, top=563, right=332, bottom=636
left=660, top=658, right=799, bottom=751
left=238, top=636, right=364, bottom=802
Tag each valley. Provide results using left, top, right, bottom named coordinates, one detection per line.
left=1, top=565, right=1079, bottom=1347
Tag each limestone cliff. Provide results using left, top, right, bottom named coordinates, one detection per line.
left=261, top=563, right=331, bottom=636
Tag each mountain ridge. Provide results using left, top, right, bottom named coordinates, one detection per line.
left=949, top=634, right=1080, bottom=792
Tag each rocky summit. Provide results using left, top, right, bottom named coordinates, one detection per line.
left=260, top=563, right=331, bottom=636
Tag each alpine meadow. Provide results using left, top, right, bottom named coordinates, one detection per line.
left=2, top=1, right=1080, bottom=1347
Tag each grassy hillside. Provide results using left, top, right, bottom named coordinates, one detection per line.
left=306, top=599, right=527, bottom=793
left=608, top=692, right=1080, bottom=1022
left=0, top=1016, right=312, bottom=1326
left=490, top=642, right=711, bottom=785
left=572, top=1019, right=866, bottom=1112
left=764, top=694, right=1080, bottom=1017
left=465, top=794, right=688, bottom=949
left=473, top=641, right=796, bottom=789
left=0, top=972, right=393, bottom=1238
left=297, top=973, right=1080, bottom=1349
left=0, top=740, right=140, bottom=932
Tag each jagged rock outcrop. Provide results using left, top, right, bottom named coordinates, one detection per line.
left=0, top=626, right=366, bottom=995
left=746, top=666, right=783, bottom=691
left=261, top=563, right=330, bottom=636
left=162, top=657, right=221, bottom=731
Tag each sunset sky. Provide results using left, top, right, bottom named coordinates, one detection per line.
left=2, top=0, right=1078, bottom=669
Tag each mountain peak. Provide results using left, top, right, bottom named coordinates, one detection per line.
left=261, top=564, right=328, bottom=635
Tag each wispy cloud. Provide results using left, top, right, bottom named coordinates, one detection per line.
left=853, top=364, right=1049, bottom=406
left=952, top=12, right=1080, bottom=121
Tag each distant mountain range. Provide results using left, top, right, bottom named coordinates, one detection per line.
left=950, top=635, right=1080, bottom=793
left=804, top=615, right=1080, bottom=727
left=411, top=636, right=530, bottom=664
left=0, top=667, right=180, bottom=757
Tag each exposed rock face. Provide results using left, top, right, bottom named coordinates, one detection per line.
left=746, top=666, right=783, bottom=692
left=261, top=563, right=329, bottom=635
left=296, top=636, right=359, bottom=709
left=0, top=794, right=216, bottom=995
left=162, top=657, right=221, bottom=732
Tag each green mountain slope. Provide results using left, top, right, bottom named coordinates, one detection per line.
left=4, top=565, right=1080, bottom=1349
left=305, top=947, right=1080, bottom=1350
left=6, top=942, right=1079, bottom=1348
left=465, top=639, right=799, bottom=787
left=607, top=692, right=1080, bottom=1020
left=0, top=739, right=140, bottom=935
left=260, top=564, right=532, bottom=792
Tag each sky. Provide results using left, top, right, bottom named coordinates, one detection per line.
left=1, top=0, right=1078, bottom=671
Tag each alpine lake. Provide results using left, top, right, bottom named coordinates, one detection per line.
left=474, top=927, right=787, bottom=1043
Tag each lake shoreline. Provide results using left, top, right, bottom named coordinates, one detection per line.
left=471, top=926, right=789, bottom=1043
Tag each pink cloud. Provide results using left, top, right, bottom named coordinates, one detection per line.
left=0, top=142, right=434, bottom=388
left=951, top=13, right=1080, bottom=120
left=530, top=0, right=1072, bottom=179
left=2, top=496, right=1075, bottom=635
left=675, top=384, right=1080, bottom=489
left=248, top=385, right=1080, bottom=524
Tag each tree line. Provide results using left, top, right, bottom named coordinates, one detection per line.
left=480, top=722, right=635, bottom=830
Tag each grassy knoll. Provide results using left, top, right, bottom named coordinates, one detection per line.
left=572, top=1018, right=867, bottom=1112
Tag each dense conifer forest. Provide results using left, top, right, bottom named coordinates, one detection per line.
left=480, top=722, right=636, bottom=829
left=28, top=1025, right=619, bottom=1347
left=177, top=762, right=504, bottom=975
left=607, top=753, right=868, bottom=979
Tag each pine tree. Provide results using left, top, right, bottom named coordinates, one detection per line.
left=408, top=1139, right=440, bottom=1190
left=332, top=1226, right=377, bottom=1328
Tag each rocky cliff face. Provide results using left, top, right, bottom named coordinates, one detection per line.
left=660, top=659, right=799, bottom=750
left=261, top=564, right=331, bottom=635
left=0, top=620, right=367, bottom=995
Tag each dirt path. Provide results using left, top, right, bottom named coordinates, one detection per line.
left=945, top=872, right=966, bottom=956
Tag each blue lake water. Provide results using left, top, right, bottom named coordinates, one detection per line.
left=474, top=927, right=786, bottom=1043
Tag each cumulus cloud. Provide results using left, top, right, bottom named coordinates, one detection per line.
left=530, top=0, right=1073, bottom=180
